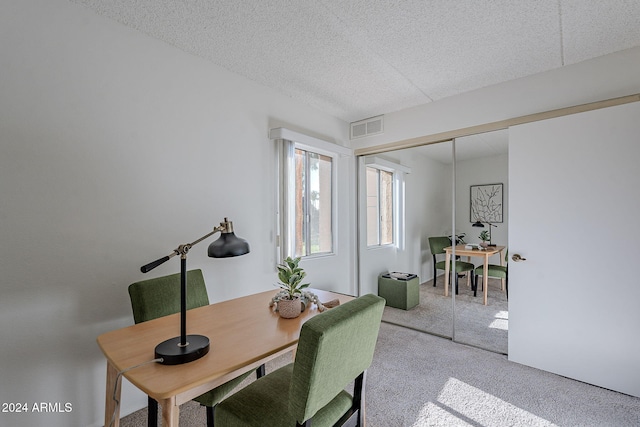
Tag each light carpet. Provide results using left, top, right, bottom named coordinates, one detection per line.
left=381, top=276, right=508, bottom=354
left=119, top=323, right=640, bottom=426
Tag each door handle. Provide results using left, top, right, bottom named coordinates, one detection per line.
left=512, top=254, right=527, bottom=262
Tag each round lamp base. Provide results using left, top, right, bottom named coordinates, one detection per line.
left=155, top=335, right=210, bottom=365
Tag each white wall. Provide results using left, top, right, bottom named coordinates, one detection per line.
left=0, top=1, right=351, bottom=426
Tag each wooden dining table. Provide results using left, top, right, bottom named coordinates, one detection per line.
left=97, top=288, right=353, bottom=427
left=444, top=245, right=506, bottom=305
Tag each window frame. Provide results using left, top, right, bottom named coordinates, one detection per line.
left=272, top=128, right=350, bottom=262
left=363, top=156, right=410, bottom=251
left=293, top=146, right=334, bottom=258
left=366, top=166, right=395, bottom=247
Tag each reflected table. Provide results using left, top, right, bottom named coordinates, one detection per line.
left=444, top=245, right=506, bottom=305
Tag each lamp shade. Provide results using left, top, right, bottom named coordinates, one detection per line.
left=208, top=232, right=250, bottom=258
left=472, top=221, right=485, bottom=228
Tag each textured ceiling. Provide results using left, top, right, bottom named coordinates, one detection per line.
left=71, top=0, right=640, bottom=123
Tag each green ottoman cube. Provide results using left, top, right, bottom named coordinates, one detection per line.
left=378, top=272, right=420, bottom=310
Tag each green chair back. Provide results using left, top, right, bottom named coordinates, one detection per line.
left=214, top=294, right=385, bottom=426
left=428, top=236, right=474, bottom=290
left=288, top=294, right=385, bottom=423
left=428, top=236, right=451, bottom=255
left=128, top=269, right=209, bottom=324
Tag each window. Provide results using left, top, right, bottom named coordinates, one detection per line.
left=272, top=127, right=350, bottom=260
left=294, top=148, right=333, bottom=256
left=362, top=156, right=411, bottom=250
left=366, top=167, right=394, bottom=246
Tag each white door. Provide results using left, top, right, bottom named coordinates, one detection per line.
left=508, top=101, right=640, bottom=397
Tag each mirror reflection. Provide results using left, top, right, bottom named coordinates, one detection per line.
left=452, top=131, right=509, bottom=354
left=359, top=129, right=509, bottom=354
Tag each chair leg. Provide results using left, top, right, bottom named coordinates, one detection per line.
left=354, top=371, right=366, bottom=427
left=206, top=405, right=215, bottom=427
left=473, top=274, right=478, bottom=297
left=432, top=256, right=437, bottom=287
left=148, top=396, right=158, bottom=427
left=256, top=364, right=265, bottom=378
left=330, top=371, right=366, bottom=427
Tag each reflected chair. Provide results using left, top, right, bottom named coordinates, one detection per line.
left=428, top=236, right=475, bottom=294
left=473, top=250, right=509, bottom=299
left=128, top=269, right=265, bottom=427
left=214, top=294, right=386, bottom=427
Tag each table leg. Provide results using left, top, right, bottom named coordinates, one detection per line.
left=105, top=360, right=121, bottom=427
left=161, top=397, right=179, bottom=427
left=483, top=256, right=489, bottom=305
left=444, top=252, right=451, bottom=297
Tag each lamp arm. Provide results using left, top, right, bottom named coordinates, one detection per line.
left=186, top=225, right=224, bottom=249
left=140, top=254, right=176, bottom=273
left=140, top=220, right=232, bottom=273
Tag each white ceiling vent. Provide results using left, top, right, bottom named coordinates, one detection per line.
left=350, top=115, right=384, bottom=139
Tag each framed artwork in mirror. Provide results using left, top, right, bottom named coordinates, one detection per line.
left=470, top=183, right=503, bottom=223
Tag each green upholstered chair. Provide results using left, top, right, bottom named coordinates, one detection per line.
left=214, top=293, right=386, bottom=427
left=428, top=236, right=475, bottom=294
left=128, top=269, right=264, bottom=427
left=473, top=250, right=509, bottom=299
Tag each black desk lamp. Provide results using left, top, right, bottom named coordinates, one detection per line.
left=472, top=220, right=497, bottom=247
left=140, top=217, right=250, bottom=365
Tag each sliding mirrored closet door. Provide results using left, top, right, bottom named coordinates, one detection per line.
left=357, top=141, right=455, bottom=340
left=452, top=131, right=509, bottom=354
left=357, top=130, right=509, bottom=354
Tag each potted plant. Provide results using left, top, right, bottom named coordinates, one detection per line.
left=275, top=256, right=310, bottom=318
left=478, top=230, right=490, bottom=248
